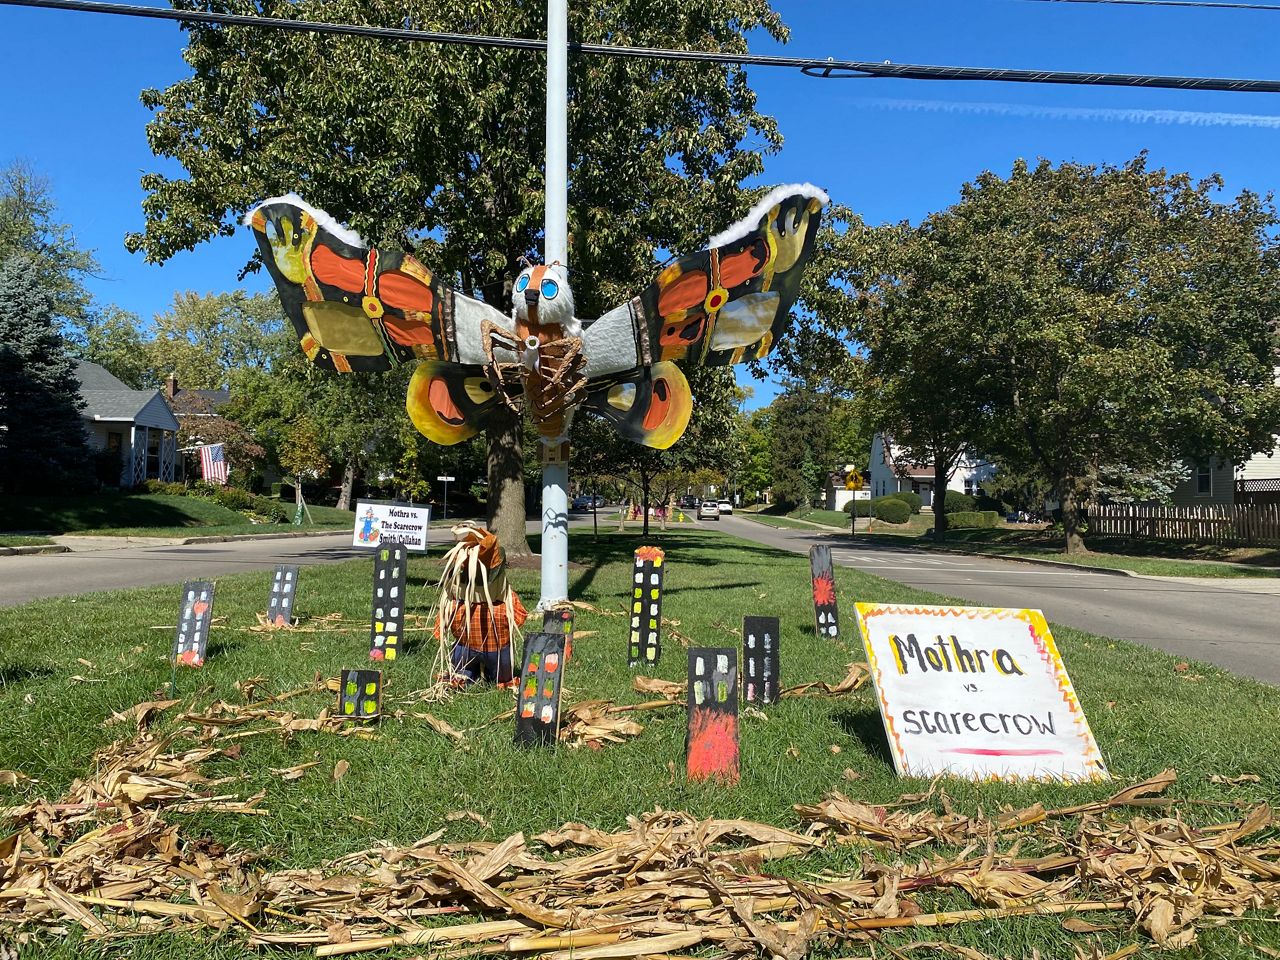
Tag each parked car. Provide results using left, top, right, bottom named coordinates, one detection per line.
left=717, top=500, right=733, bottom=514
left=571, top=495, right=603, bottom=510
left=697, top=501, right=720, bottom=521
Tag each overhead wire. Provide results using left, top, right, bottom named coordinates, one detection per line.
left=1020, top=0, right=1280, bottom=11
left=3, top=0, right=1280, bottom=93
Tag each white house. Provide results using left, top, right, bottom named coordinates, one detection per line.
left=823, top=466, right=871, bottom=512
left=867, top=434, right=996, bottom=509
left=75, top=361, right=180, bottom=487
left=1234, top=366, right=1280, bottom=504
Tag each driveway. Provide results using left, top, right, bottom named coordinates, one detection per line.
left=712, top=515, right=1280, bottom=687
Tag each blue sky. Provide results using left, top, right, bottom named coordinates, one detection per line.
left=2, top=0, right=1279, bottom=408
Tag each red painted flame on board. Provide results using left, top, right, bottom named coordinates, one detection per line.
left=687, top=712, right=739, bottom=785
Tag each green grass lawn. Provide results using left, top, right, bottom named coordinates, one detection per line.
left=2, top=528, right=1278, bottom=957
left=741, top=513, right=821, bottom=530
left=791, top=508, right=854, bottom=529
left=0, top=493, right=351, bottom=538
left=0, top=534, right=57, bottom=548
left=874, top=527, right=1280, bottom=578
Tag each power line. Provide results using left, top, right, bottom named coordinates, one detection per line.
left=1023, top=0, right=1280, bottom=10
left=4, top=0, right=1280, bottom=93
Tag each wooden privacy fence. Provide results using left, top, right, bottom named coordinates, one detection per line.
left=1087, top=503, right=1280, bottom=546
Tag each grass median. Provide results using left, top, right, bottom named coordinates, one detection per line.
left=1, top=528, right=1277, bottom=957
left=863, top=526, right=1280, bottom=578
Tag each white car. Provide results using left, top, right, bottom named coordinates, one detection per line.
left=717, top=500, right=733, bottom=514
left=697, top=501, right=720, bottom=521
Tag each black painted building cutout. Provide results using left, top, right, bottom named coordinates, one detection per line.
left=515, top=632, right=567, bottom=747
left=742, top=615, right=780, bottom=705
left=173, top=580, right=215, bottom=667
left=338, top=668, right=382, bottom=720
left=266, top=564, right=299, bottom=626
left=809, top=544, right=840, bottom=640
left=628, top=546, right=665, bottom=667
left=687, top=647, right=739, bottom=784
left=369, top=542, right=407, bottom=661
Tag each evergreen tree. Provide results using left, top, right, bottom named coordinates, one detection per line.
left=0, top=256, right=92, bottom=494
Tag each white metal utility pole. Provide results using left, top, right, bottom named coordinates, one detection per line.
left=538, top=0, right=570, bottom=609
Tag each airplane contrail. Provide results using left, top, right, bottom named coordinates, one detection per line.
left=858, top=97, right=1280, bottom=129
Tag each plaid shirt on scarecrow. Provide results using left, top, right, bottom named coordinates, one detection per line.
left=436, top=593, right=529, bottom=653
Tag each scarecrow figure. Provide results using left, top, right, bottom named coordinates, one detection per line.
left=435, top=522, right=528, bottom=687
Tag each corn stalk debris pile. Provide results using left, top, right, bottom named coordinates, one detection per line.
left=2, top=692, right=1277, bottom=960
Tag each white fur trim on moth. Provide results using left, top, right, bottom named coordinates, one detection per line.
left=705, top=183, right=830, bottom=250
left=244, top=193, right=366, bottom=248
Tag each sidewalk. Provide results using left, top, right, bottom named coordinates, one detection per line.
left=42, top=529, right=348, bottom=553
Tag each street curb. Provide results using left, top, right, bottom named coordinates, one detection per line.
left=0, top=545, right=71, bottom=557
left=918, top=546, right=1139, bottom=577
left=179, top=529, right=350, bottom=545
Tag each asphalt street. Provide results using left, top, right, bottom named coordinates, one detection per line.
left=0, top=533, right=364, bottom=607
left=0, top=517, right=596, bottom=608
left=710, top=514, right=1280, bottom=687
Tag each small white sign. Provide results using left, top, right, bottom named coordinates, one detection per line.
left=353, top=500, right=431, bottom=552
left=436, top=475, right=456, bottom=482
left=856, top=602, right=1107, bottom=783
left=853, top=489, right=871, bottom=501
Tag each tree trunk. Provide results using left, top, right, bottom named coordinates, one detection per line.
left=932, top=456, right=950, bottom=542
left=641, top=471, right=651, bottom=538
left=1060, top=487, right=1088, bottom=555
left=336, top=460, right=356, bottom=511
left=486, top=408, right=530, bottom=555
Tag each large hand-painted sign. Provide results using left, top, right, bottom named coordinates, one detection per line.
left=856, top=603, right=1108, bottom=782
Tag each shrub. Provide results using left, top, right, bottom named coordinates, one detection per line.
left=947, top=510, right=1000, bottom=529
left=245, top=495, right=288, bottom=523
left=943, top=490, right=976, bottom=513
left=884, top=490, right=922, bottom=514
left=141, top=479, right=187, bottom=496
left=842, top=500, right=873, bottom=516
left=871, top=497, right=911, bottom=524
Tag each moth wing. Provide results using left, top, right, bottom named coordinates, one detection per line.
left=247, top=195, right=512, bottom=373
left=579, top=361, right=693, bottom=450
left=405, top=360, right=503, bottom=445
left=581, top=185, right=827, bottom=378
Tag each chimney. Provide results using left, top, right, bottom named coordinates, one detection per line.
left=166, top=374, right=178, bottom=400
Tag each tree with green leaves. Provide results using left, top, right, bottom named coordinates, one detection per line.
left=70, top=304, right=152, bottom=389
left=148, top=291, right=285, bottom=390
left=947, top=157, right=1280, bottom=552
left=799, top=155, right=1280, bottom=553
left=831, top=219, right=994, bottom=541
left=765, top=388, right=867, bottom=512
left=128, top=0, right=787, bottom=552
left=0, top=256, right=92, bottom=494
left=0, top=163, right=97, bottom=332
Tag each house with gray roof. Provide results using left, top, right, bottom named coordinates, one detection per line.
left=75, top=361, right=180, bottom=487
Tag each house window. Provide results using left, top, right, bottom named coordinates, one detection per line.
left=106, top=431, right=123, bottom=452
left=1196, top=463, right=1212, bottom=497
left=964, top=478, right=975, bottom=497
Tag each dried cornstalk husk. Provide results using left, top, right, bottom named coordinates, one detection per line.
left=314, top=919, right=535, bottom=957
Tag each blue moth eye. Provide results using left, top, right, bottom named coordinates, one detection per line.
left=540, top=278, right=559, bottom=299
left=515, top=274, right=530, bottom=292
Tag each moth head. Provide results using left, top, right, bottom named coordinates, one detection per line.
left=512, top=262, right=576, bottom=331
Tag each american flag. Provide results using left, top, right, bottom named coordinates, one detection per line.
left=199, top=443, right=229, bottom=485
